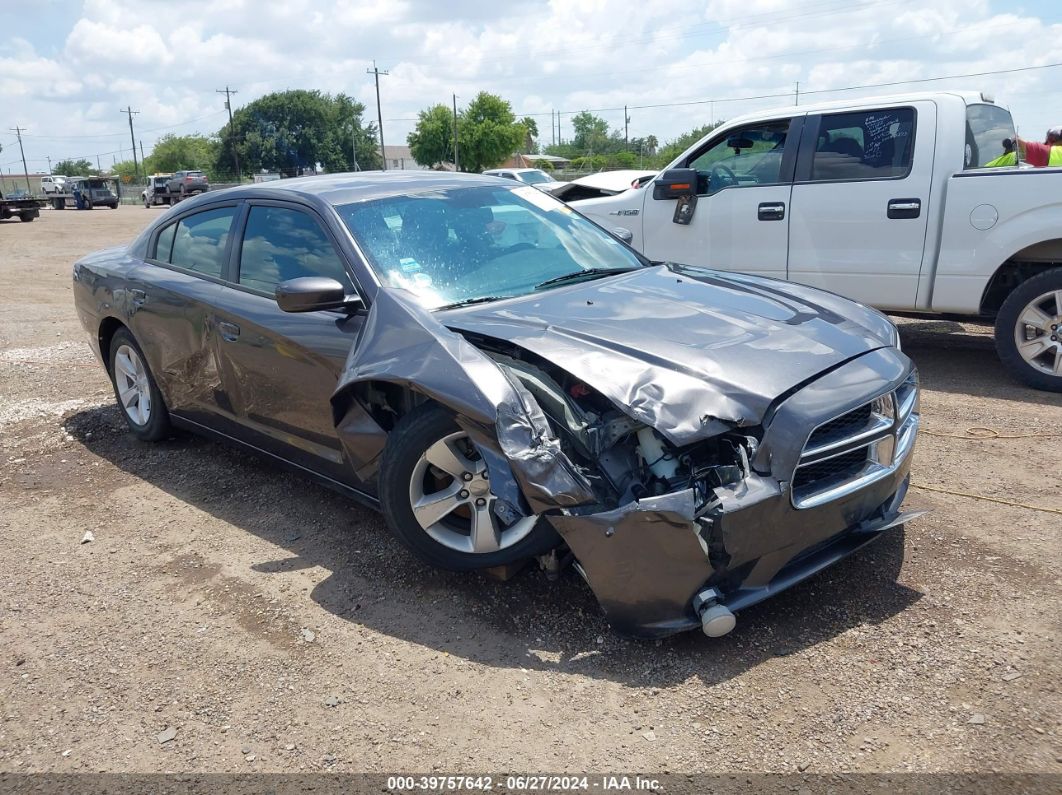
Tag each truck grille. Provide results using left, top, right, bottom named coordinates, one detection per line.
left=792, top=371, right=920, bottom=509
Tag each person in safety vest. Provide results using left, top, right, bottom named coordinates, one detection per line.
left=983, top=138, right=1016, bottom=167
left=1012, top=127, right=1062, bottom=167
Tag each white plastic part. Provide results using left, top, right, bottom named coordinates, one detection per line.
left=637, top=427, right=679, bottom=480
left=700, top=604, right=737, bottom=637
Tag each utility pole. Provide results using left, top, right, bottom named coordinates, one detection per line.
left=794, top=81, right=800, bottom=106
left=552, top=110, right=556, bottom=147
left=120, top=106, right=140, bottom=179
left=452, top=93, right=460, bottom=172
left=366, top=61, right=388, bottom=170
left=46, top=156, right=52, bottom=174
left=216, top=86, right=241, bottom=181
left=97, top=154, right=102, bottom=173
left=9, top=127, right=31, bottom=194
left=139, top=140, right=145, bottom=169
left=352, top=123, right=359, bottom=171
left=624, top=105, right=629, bottom=149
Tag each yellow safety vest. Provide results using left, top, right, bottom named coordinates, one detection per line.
left=1050, top=147, right=1062, bottom=166
left=983, top=151, right=1016, bottom=167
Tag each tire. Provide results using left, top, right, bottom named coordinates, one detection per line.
left=18, top=213, right=34, bottom=222
left=994, top=268, right=1062, bottom=392
left=107, top=328, right=171, bottom=442
left=110, top=203, right=118, bottom=210
left=378, top=402, right=558, bottom=570
left=144, top=197, right=150, bottom=208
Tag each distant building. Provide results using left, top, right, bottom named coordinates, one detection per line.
left=1, top=172, right=48, bottom=196
left=382, top=145, right=429, bottom=171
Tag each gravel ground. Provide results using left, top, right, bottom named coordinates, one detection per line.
left=0, top=206, right=1059, bottom=775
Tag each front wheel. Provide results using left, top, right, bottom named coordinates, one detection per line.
left=994, top=269, right=1062, bottom=392
left=377, top=403, right=557, bottom=570
left=18, top=213, right=34, bottom=222
left=108, top=328, right=171, bottom=441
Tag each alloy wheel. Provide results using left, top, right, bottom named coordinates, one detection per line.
left=1014, top=289, right=1062, bottom=376
left=408, top=431, right=538, bottom=554
left=113, top=344, right=152, bottom=426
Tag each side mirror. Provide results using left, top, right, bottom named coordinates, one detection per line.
left=611, top=227, right=633, bottom=244
left=276, top=277, right=363, bottom=313
left=652, top=168, right=698, bottom=200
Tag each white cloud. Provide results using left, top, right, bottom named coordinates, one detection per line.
left=1, top=0, right=1060, bottom=172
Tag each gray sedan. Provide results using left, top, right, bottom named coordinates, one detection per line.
left=71, top=171, right=921, bottom=638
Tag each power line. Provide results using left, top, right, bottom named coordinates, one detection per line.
left=216, top=85, right=241, bottom=181
left=120, top=106, right=140, bottom=180
left=367, top=60, right=389, bottom=170
left=8, top=127, right=31, bottom=193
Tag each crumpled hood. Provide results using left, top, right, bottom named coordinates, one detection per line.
left=443, top=265, right=896, bottom=445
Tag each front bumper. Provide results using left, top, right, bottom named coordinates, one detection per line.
left=548, top=349, right=920, bottom=638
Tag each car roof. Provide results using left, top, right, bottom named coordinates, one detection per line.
left=206, top=170, right=512, bottom=206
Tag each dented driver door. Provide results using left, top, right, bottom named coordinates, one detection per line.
left=210, top=201, right=367, bottom=486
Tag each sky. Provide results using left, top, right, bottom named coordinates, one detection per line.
left=1, top=0, right=1061, bottom=174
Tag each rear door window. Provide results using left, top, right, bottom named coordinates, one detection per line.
left=965, top=103, right=1016, bottom=168
left=168, top=206, right=238, bottom=278
left=809, top=108, right=915, bottom=181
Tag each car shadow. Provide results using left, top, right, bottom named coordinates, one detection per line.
left=66, top=404, right=922, bottom=688
left=896, top=320, right=1061, bottom=407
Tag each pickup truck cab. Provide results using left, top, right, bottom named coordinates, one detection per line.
left=574, top=91, right=1062, bottom=391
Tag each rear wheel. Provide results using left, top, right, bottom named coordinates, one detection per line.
left=378, top=403, right=556, bottom=570
left=107, top=329, right=171, bottom=441
left=995, top=269, right=1062, bottom=392
left=18, top=213, right=34, bottom=222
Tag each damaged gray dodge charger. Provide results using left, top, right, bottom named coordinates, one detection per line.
left=72, top=171, right=921, bottom=638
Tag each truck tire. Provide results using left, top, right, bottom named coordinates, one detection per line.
left=18, top=213, right=34, bottom=222
left=994, top=268, right=1062, bottom=392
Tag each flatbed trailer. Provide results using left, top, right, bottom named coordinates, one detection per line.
left=0, top=192, right=43, bottom=222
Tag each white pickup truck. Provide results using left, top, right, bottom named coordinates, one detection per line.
left=573, top=91, right=1062, bottom=391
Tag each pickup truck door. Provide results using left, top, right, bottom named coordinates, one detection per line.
left=786, top=102, right=935, bottom=309
left=640, top=116, right=802, bottom=279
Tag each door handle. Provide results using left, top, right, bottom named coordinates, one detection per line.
left=758, top=202, right=785, bottom=221
left=218, top=320, right=241, bottom=342
left=887, top=198, right=921, bottom=219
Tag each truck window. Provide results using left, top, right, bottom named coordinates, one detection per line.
left=964, top=103, right=1016, bottom=168
left=686, top=120, right=791, bottom=195
left=810, top=108, right=914, bottom=182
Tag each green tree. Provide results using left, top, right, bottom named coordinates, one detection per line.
left=457, top=92, right=525, bottom=172
left=110, top=159, right=140, bottom=182
left=407, top=104, right=454, bottom=168
left=571, top=111, right=611, bottom=154
left=519, top=116, right=539, bottom=154
left=53, top=158, right=94, bottom=177
left=220, top=89, right=378, bottom=177
left=653, top=122, right=725, bottom=167
left=144, top=134, right=218, bottom=176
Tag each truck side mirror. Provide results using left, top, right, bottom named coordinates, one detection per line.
left=652, top=168, right=698, bottom=200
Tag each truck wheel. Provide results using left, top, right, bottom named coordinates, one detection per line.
left=995, top=269, right=1062, bottom=392
left=144, top=197, right=150, bottom=208
left=18, top=213, right=34, bottom=222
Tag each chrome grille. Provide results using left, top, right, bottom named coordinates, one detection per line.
left=792, top=371, right=920, bottom=509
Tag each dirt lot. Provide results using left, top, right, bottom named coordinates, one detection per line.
left=0, top=206, right=1059, bottom=775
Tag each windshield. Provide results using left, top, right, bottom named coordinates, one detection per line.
left=965, top=103, right=1016, bottom=168
left=518, top=170, right=554, bottom=185
left=336, top=184, right=644, bottom=309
